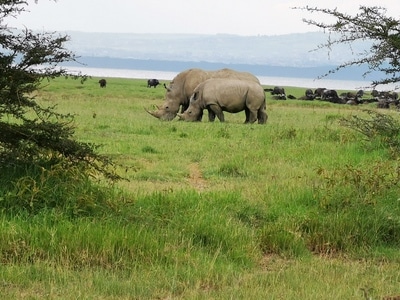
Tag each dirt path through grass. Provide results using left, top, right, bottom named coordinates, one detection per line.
left=188, top=163, right=207, bottom=191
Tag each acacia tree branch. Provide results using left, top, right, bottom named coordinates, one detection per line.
left=294, top=5, right=400, bottom=87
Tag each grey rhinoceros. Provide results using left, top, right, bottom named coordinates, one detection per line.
left=177, top=78, right=268, bottom=124
left=145, top=68, right=260, bottom=121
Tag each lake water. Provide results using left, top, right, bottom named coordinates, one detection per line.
left=65, top=66, right=396, bottom=91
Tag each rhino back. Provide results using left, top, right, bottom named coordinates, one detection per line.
left=211, top=68, right=260, bottom=83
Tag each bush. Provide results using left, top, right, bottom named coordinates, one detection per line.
left=340, top=110, right=400, bottom=157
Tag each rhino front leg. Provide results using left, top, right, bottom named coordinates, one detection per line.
left=207, top=108, right=216, bottom=122
left=208, top=104, right=224, bottom=122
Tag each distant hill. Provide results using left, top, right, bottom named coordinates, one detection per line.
left=64, top=56, right=379, bottom=81
left=62, top=31, right=379, bottom=81
left=65, top=31, right=374, bottom=67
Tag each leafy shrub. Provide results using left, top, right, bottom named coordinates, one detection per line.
left=340, top=110, right=400, bottom=157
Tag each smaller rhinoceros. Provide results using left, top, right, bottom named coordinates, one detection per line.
left=177, top=78, right=267, bottom=124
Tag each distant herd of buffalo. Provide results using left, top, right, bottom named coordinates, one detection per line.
left=265, top=86, right=399, bottom=108
left=97, top=68, right=399, bottom=123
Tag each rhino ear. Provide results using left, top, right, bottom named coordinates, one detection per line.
left=193, top=91, right=199, bottom=101
left=163, top=83, right=172, bottom=92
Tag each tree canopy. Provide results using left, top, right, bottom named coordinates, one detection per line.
left=298, top=5, right=400, bottom=87
left=0, top=0, right=120, bottom=180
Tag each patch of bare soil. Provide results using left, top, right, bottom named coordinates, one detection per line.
left=188, top=163, right=207, bottom=191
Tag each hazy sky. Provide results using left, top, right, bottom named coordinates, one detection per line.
left=8, top=0, right=399, bottom=36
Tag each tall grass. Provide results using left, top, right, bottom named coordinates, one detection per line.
left=1, top=77, right=400, bottom=299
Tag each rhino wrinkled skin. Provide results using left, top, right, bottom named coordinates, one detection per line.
left=177, top=78, right=267, bottom=124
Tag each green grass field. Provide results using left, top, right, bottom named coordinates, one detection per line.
left=1, top=76, right=400, bottom=299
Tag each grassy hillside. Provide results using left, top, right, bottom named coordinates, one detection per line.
left=1, top=77, right=399, bottom=299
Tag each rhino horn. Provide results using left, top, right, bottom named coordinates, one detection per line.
left=144, top=107, right=162, bottom=119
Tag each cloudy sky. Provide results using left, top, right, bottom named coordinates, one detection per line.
left=8, top=0, right=399, bottom=36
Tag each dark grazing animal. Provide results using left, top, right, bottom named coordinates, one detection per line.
left=147, top=79, right=160, bottom=88
left=322, top=89, right=340, bottom=101
left=305, top=89, right=315, bottom=100
left=314, top=88, right=326, bottom=98
left=273, top=86, right=285, bottom=95
left=356, top=89, right=364, bottom=98
left=98, top=79, right=107, bottom=88
left=265, top=86, right=286, bottom=100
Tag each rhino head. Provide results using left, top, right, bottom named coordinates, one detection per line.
left=146, top=83, right=183, bottom=121
left=145, top=101, right=180, bottom=121
left=177, top=108, right=203, bottom=121
left=177, top=90, right=204, bottom=122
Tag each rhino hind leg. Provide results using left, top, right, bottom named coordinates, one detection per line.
left=257, top=108, right=268, bottom=124
left=246, top=109, right=258, bottom=124
left=244, top=109, right=250, bottom=123
left=244, top=108, right=257, bottom=124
